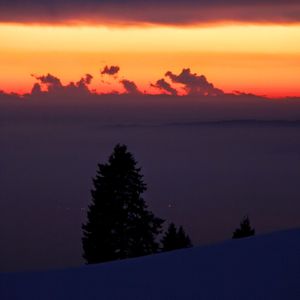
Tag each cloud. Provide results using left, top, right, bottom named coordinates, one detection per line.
left=74, top=74, right=93, bottom=93
left=101, top=65, right=120, bottom=76
left=151, top=79, right=178, bottom=96
left=31, top=83, right=42, bottom=95
left=32, top=73, right=63, bottom=93
left=81, top=74, right=93, bottom=85
left=32, top=73, right=93, bottom=96
left=120, top=79, right=141, bottom=95
left=33, top=73, right=62, bottom=86
left=165, top=68, right=224, bottom=96
left=0, top=1, right=299, bottom=25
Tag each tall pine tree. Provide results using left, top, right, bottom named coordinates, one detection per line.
left=232, top=216, right=255, bottom=239
left=82, top=144, right=164, bottom=264
left=161, top=223, right=192, bottom=252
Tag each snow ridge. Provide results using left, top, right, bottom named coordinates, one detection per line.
left=1, top=228, right=300, bottom=300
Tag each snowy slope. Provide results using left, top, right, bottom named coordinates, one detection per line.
left=1, top=228, right=300, bottom=300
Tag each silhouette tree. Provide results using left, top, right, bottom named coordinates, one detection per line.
left=232, top=216, right=255, bottom=239
left=82, top=144, right=164, bottom=264
left=177, top=226, right=192, bottom=248
left=161, top=223, right=192, bottom=251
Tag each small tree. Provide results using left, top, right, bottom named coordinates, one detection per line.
left=82, top=144, right=164, bottom=264
left=161, top=223, right=192, bottom=252
left=232, top=216, right=255, bottom=239
left=177, top=226, right=192, bottom=248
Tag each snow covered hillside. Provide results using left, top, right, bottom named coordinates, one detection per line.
left=1, top=228, right=300, bottom=300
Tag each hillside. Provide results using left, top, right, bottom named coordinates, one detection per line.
left=1, top=228, right=300, bottom=299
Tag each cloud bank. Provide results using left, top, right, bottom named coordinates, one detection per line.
left=2, top=66, right=299, bottom=100
left=0, top=1, right=299, bottom=25
left=25, top=67, right=226, bottom=97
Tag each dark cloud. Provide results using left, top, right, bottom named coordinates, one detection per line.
left=120, top=79, right=141, bottom=95
left=74, top=74, right=93, bottom=93
left=33, top=73, right=62, bottom=86
left=151, top=79, right=178, bottom=96
left=82, top=74, right=93, bottom=85
left=0, top=1, right=299, bottom=25
left=165, top=68, right=224, bottom=96
left=31, top=83, right=42, bottom=95
left=32, top=73, right=93, bottom=96
left=101, top=65, right=120, bottom=76
left=30, top=69, right=220, bottom=97
left=32, top=73, right=63, bottom=93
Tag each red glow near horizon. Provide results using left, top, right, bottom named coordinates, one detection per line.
left=0, top=24, right=300, bottom=98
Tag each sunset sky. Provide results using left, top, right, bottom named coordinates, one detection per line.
left=2, top=1, right=300, bottom=273
left=1, top=0, right=300, bottom=97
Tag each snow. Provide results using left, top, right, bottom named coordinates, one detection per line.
left=1, top=228, right=300, bottom=299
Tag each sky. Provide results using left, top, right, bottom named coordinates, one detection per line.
left=1, top=1, right=300, bottom=272
left=0, top=0, right=300, bottom=97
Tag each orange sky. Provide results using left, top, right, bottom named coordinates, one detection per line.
left=1, top=24, right=300, bottom=97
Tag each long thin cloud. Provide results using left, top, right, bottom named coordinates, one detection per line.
left=151, top=79, right=178, bottom=96
left=120, top=79, right=141, bottom=95
left=0, top=1, right=299, bottom=25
